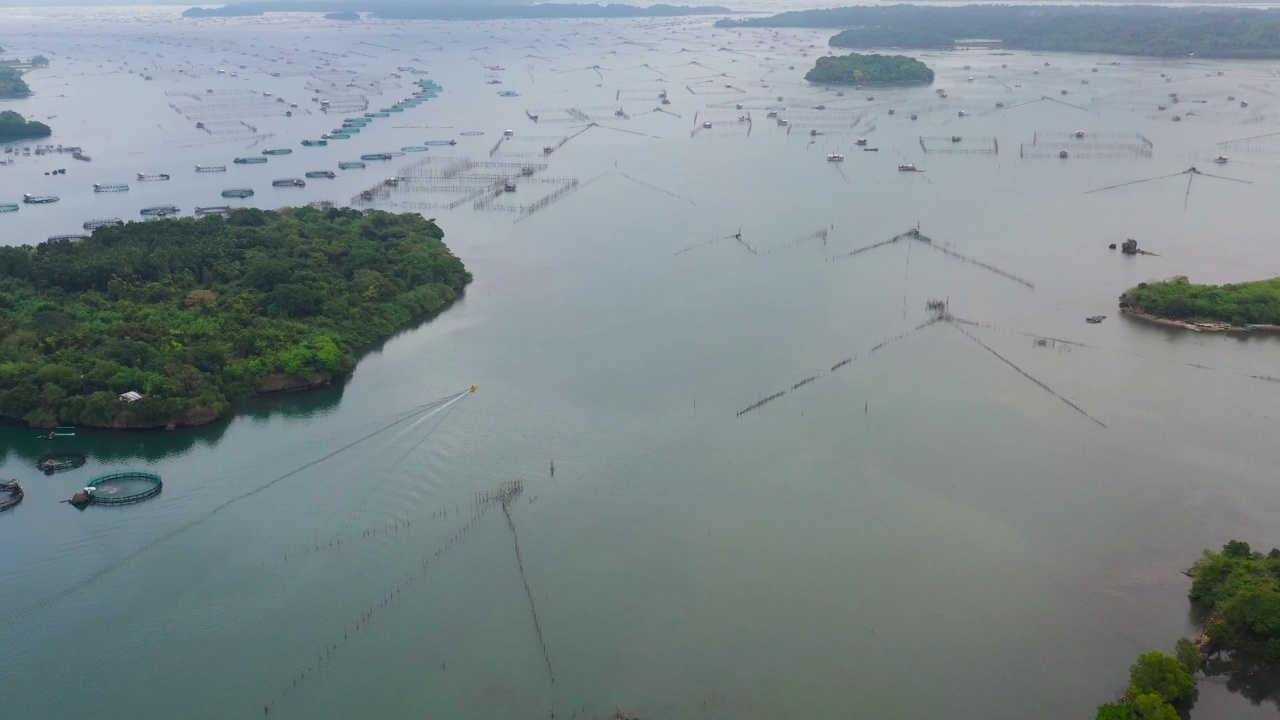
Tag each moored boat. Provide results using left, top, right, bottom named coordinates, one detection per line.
left=898, top=164, right=917, bottom=171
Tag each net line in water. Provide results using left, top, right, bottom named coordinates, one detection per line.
left=0, top=389, right=475, bottom=634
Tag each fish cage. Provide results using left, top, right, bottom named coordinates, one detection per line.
left=0, top=480, right=22, bottom=512
left=74, top=471, right=162, bottom=507
left=37, top=450, right=87, bottom=473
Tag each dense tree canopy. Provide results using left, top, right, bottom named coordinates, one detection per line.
left=1128, top=651, right=1196, bottom=703
left=804, top=53, right=933, bottom=85
left=0, top=110, right=50, bottom=139
left=0, top=207, right=470, bottom=428
left=718, top=6, right=1280, bottom=59
left=0, top=65, right=30, bottom=96
left=1120, top=276, right=1280, bottom=326
left=1190, top=541, right=1280, bottom=661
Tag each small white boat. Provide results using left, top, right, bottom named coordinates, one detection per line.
left=1213, top=156, right=1228, bottom=164
left=826, top=153, right=844, bottom=162
left=898, top=164, right=917, bottom=172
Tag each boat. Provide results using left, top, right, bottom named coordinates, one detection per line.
left=195, top=165, right=226, bottom=172
left=262, top=148, right=292, bottom=156
left=898, top=164, right=917, bottom=172
left=195, top=206, right=231, bottom=215
left=1214, top=156, right=1229, bottom=164
left=136, top=173, right=170, bottom=181
left=360, top=153, right=392, bottom=161
left=272, top=178, right=306, bottom=187
left=221, top=188, right=254, bottom=198
left=384, top=177, right=400, bottom=186
left=1059, top=150, right=1069, bottom=159
left=93, top=182, right=129, bottom=192
left=951, top=135, right=962, bottom=143
left=855, top=138, right=867, bottom=146
left=140, top=205, right=180, bottom=216
left=305, top=170, right=336, bottom=179
left=503, top=182, right=516, bottom=192
left=1075, top=130, right=1085, bottom=138
left=301, top=140, right=328, bottom=147
left=702, top=121, right=712, bottom=129
left=1086, top=315, right=1107, bottom=324
left=23, top=194, right=59, bottom=204
left=339, top=161, right=366, bottom=170
left=83, top=218, right=123, bottom=230
left=0, top=204, right=17, bottom=212
left=825, top=153, right=844, bottom=162
left=863, top=147, right=879, bottom=152
left=234, top=156, right=268, bottom=164
left=910, top=114, right=918, bottom=121
left=957, top=111, right=967, bottom=117
left=1241, top=100, right=1249, bottom=108
left=887, top=109, right=895, bottom=115
left=0, top=480, right=23, bottom=513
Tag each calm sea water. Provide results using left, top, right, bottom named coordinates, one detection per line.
left=1, top=7, right=1279, bottom=719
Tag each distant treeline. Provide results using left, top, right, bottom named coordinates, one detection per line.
left=0, top=65, right=30, bottom=98
left=1120, top=275, right=1280, bottom=326
left=717, top=6, right=1280, bottom=58
left=0, top=110, right=51, bottom=139
left=184, top=3, right=732, bottom=19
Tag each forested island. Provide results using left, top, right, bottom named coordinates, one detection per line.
left=1095, top=540, right=1280, bottom=720
left=184, top=3, right=731, bottom=19
left=717, top=6, right=1280, bottom=58
left=0, top=65, right=31, bottom=97
left=0, top=208, right=470, bottom=429
left=1119, top=276, right=1280, bottom=330
left=804, top=53, right=933, bottom=85
left=0, top=111, right=50, bottom=140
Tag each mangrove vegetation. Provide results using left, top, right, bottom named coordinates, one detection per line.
left=0, top=110, right=51, bottom=140
left=804, top=53, right=933, bottom=85
left=1120, top=276, right=1280, bottom=327
left=717, top=6, right=1280, bottom=59
left=0, top=207, right=470, bottom=429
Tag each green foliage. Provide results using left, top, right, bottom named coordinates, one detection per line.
left=1174, top=637, right=1202, bottom=674
left=1190, top=541, right=1280, bottom=661
left=718, top=6, right=1280, bottom=59
left=1130, top=694, right=1179, bottom=720
left=803, top=53, right=933, bottom=85
left=29, top=55, right=48, bottom=67
left=0, top=207, right=470, bottom=428
left=1121, top=276, right=1280, bottom=326
left=0, top=65, right=30, bottom=97
left=0, top=110, right=50, bottom=139
left=1095, top=702, right=1137, bottom=720
left=1128, top=651, right=1195, bottom=703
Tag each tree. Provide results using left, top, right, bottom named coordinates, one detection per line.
left=1095, top=702, right=1137, bottom=720
left=1174, top=637, right=1202, bottom=674
left=1128, top=651, right=1195, bottom=703
left=1131, top=693, right=1179, bottom=720
left=29, top=55, right=48, bottom=67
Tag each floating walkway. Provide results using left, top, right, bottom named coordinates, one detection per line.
left=69, top=471, right=162, bottom=508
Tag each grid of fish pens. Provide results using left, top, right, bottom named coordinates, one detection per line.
left=1021, top=131, right=1152, bottom=159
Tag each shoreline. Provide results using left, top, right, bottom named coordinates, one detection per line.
left=1119, top=305, right=1280, bottom=334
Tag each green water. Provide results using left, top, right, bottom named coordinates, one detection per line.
left=0, top=7, right=1279, bottom=719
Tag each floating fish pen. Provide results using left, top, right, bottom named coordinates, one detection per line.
left=83, top=218, right=123, bottom=230
left=0, top=203, right=17, bottom=212
left=136, top=173, right=171, bottom=181
left=0, top=480, right=22, bottom=512
left=423, top=140, right=457, bottom=146
left=401, top=145, right=430, bottom=153
left=361, top=153, right=393, bottom=161
left=338, top=161, right=366, bottom=170
left=195, top=165, right=226, bottom=173
left=69, top=471, right=162, bottom=508
left=140, top=205, right=180, bottom=217
left=272, top=178, right=306, bottom=187
left=93, top=182, right=130, bottom=192
left=301, top=139, right=328, bottom=147
left=195, top=206, right=231, bottom=215
left=48, top=233, right=89, bottom=242
left=326, top=133, right=351, bottom=140
left=23, top=194, right=59, bottom=204
left=305, top=170, right=335, bottom=179
left=367, top=112, right=391, bottom=118
left=343, top=117, right=370, bottom=125
left=234, top=156, right=268, bottom=165
left=337, top=126, right=361, bottom=133
left=221, top=188, right=254, bottom=198
left=37, top=450, right=86, bottom=474
left=262, top=148, right=292, bottom=156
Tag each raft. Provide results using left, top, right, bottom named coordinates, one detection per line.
left=70, top=471, right=162, bottom=508
left=0, top=480, right=23, bottom=512
left=37, top=451, right=87, bottom=473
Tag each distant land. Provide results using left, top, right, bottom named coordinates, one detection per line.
left=717, top=6, right=1280, bottom=59
left=804, top=53, right=933, bottom=85
left=1119, top=276, right=1280, bottom=331
left=0, top=65, right=31, bottom=98
left=0, top=110, right=50, bottom=139
left=184, top=3, right=733, bottom=19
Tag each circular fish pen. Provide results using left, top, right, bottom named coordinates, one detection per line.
left=0, top=480, right=23, bottom=512
left=70, top=471, right=161, bottom=508
left=37, top=450, right=87, bottom=474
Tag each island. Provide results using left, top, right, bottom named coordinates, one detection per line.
left=1119, top=276, right=1280, bottom=332
left=0, top=207, right=471, bottom=429
left=804, top=53, right=933, bottom=85
left=717, top=6, right=1280, bottom=59
left=0, top=65, right=31, bottom=98
left=184, top=3, right=732, bottom=19
left=0, top=110, right=50, bottom=139
left=1094, top=540, right=1280, bottom=720
left=324, top=11, right=359, bottom=20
